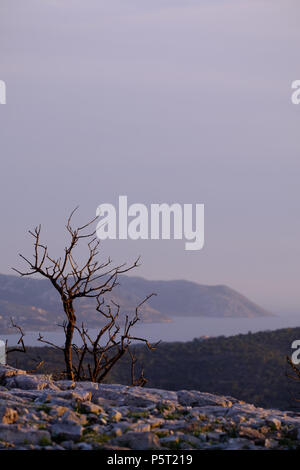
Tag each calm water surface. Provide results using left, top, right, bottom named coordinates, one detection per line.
left=4, top=314, right=300, bottom=346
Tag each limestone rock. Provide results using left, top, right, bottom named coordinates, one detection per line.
left=0, top=365, right=299, bottom=450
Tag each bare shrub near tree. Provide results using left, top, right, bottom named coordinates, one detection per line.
left=13, top=208, right=157, bottom=382
left=5, top=319, right=26, bottom=356
left=6, top=319, right=45, bottom=372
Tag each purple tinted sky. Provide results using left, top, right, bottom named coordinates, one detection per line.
left=0, top=0, right=299, bottom=314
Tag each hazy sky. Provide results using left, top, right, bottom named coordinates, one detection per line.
left=0, top=0, right=299, bottom=314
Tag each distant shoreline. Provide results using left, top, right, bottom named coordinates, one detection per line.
left=3, top=314, right=300, bottom=347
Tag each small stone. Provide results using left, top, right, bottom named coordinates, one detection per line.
left=0, top=407, right=18, bottom=424
left=86, top=424, right=103, bottom=433
left=129, top=422, right=151, bottom=433
left=114, top=431, right=161, bottom=450
left=239, top=426, right=265, bottom=441
left=111, top=422, right=130, bottom=434
left=74, top=442, right=93, bottom=450
left=206, top=431, right=225, bottom=441
left=49, top=406, right=69, bottom=418
left=265, top=438, right=278, bottom=449
left=148, top=418, right=165, bottom=429
left=159, top=435, right=180, bottom=445
left=80, top=402, right=103, bottom=415
left=56, top=390, right=92, bottom=402
left=114, top=427, right=123, bottom=437
left=61, top=409, right=87, bottom=426
left=109, top=410, right=122, bottom=422
left=51, top=422, right=83, bottom=442
left=267, top=418, right=281, bottom=430
left=57, top=381, right=76, bottom=391
left=61, top=440, right=74, bottom=450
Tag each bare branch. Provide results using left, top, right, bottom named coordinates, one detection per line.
left=13, top=208, right=158, bottom=382
left=6, top=319, right=26, bottom=355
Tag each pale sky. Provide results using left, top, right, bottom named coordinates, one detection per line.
left=0, top=0, right=299, bottom=314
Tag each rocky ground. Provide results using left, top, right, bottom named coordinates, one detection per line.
left=0, top=365, right=300, bottom=450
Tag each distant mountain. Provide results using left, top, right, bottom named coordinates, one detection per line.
left=115, top=276, right=274, bottom=318
left=0, top=273, right=273, bottom=334
left=0, top=274, right=168, bottom=333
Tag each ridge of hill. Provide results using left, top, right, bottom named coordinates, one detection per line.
left=0, top=273, right=273, bottom=334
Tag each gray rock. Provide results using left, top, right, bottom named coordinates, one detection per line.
left=4, top=374, right=58, bottom=391
left=207, top=431, right=226, bottom=441
left=113, top=427, right=123, bottom=437
left=0, top=406, right=18, bottom=424
left=147, top=417, right=165, bottom=428
left=180, top=434, right=205, bottom=447
left=56, top=390, right=92, bottom=402
left=75, top=382, right=99, bottom=392
left=266, top=417, right=281, bottom=430
left=61, top=409, right=88, bottom=426
left=74, top=442, right=93, bottom=450
left=114, top=431, right=161, bottom=450
left=80, top=402, right=103, bottom=415
left=0, top=365, right=27, bottom=382
left=0, top=424, right=51, bottom=445
left=265, top=438, right=279, bottom=449
left=177, top=390, right=232, bottom=408
left=110, top=422, right=130, bottom=434
left=128, top=422, right=151, bottom=433
left=159, top=435, right=180, bottom=445
left=60, top=440, right=75, bottom=449
left=51, top=422, right=83, bottom=442
left=56, top=381, right=76, bottom=391
left=93, top=385, right=177, bottom=408
left=239, top=426, right=265, bottom=441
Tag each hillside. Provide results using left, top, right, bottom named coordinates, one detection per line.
left=0, top=274, right=168, bottom=333
left=0, top=273, right=272, bottom=333
left=117, top=276, right=273, bottom=318
left=0, top=364, right=300, bottom=450
left=9, top=327, right=300, bottom=411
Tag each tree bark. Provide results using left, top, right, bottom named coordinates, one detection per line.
left=63, top=301, right=76, bottom=380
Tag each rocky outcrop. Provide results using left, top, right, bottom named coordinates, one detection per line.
left=0, top=365, right=299, bottom=450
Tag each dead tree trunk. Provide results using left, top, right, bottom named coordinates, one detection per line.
left=63, top=299, right=76, bottom=380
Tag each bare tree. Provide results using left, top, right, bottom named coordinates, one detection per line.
left=128, top=348, right=148, bottom=387
left=13, top=209, right=157, bottom=382
left=6, top=319, right=26, bottom=355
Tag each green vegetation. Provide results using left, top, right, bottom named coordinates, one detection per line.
left=38, top=436, right=52, bottom=447
left=127, top=410, right=150, bottom=420
left=8, top=327, right=300, bottom=411
left=81, top=430, right=111, bottom=445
